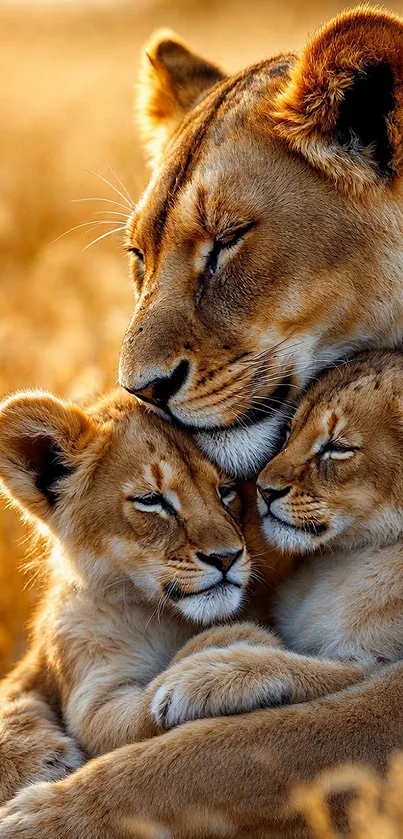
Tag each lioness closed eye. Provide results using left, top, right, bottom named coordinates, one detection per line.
left=119, top=8, right=403, bottom=480
left=0, top=388, right=269, bottom=801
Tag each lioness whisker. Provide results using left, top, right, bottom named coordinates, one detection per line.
left=246, top=336, right=302, bottom=363
left=50, top=219, right=125, bottom=245
left=71, top=197, right=133, bottom=212
left=85, top=168, right=134, bottom=209
left=83, top=225, right=127, bottom=250
left=244, top=346, right=304, bottom=368
left=93, top=211, right=130, bottom=219
left=106, top=164, right=135, bottom=210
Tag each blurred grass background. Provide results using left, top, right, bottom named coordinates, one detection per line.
left=2, top=0, right=403, bottom=675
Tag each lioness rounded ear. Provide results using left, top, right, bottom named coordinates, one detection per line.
left=274, top=8, right=403, bottom=196
left=137, top=29, right=226, bottom=167
left=0, top=392, right=96, bottom=522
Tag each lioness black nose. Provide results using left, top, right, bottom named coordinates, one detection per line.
left=127, top=360, right=190, bottom=410
left=257, top=485, right=291, bottom=509
left=197, top=550, right=243, bottom=573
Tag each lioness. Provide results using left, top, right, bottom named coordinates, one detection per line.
left=2, top=7, right=403, bottom=839
left=119, top=7, right=403, bottom=482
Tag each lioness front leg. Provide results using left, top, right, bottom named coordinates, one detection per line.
left=147, top=645, right=370, bottom=731
left=0, top=664, right=399, bottom=839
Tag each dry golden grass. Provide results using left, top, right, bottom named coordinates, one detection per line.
left=294, top=753, right=403, bottom=839
left=1, top=0, right=403, bottom=677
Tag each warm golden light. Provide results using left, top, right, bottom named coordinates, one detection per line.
left=1, top=0, right=403, bottom=674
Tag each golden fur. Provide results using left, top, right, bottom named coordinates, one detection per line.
left=0, top=388, right=276, bottom=803
left=3, top=7, right=403, bottom=839
left=3, top=354, right=403, bottom=837
left=259, top=349, right=403, bottom=667
left=118, top=7, right=403, bottom=482
left=0, top=374, right=389, bottom=838
left=1, top=387, right=368, bottom=818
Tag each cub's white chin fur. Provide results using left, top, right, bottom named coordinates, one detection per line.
left=257, top=490, right=321, bottom=552
left=195, top=409, right=289, bottom=479
left=261, top=513, right=316, bottom=553
left=260, top=503, right=352, bottom=554
left=175, top=584, right=243, bottom=625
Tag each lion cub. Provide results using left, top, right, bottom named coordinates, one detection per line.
left=0, top=388, right=257, bottom=802
left=258, top=349, right=403, bottom=666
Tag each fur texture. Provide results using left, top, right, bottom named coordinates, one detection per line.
left=0, top=388, right=266, bottom=801
left=258, top=349, right=403, bottom=669
left=0, top=383, right=376, bottom=837
left=3, top=8, right=403, bottom=839
left=119, top=7, right=403, bottom=479
left=4, top=352, right=403, bottom=836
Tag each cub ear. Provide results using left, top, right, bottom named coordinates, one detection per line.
left=274, top=8, right=403, bottom=196
left=137, top=29, right=225, bottom=167
left=0, top=392, right=96, bottom=523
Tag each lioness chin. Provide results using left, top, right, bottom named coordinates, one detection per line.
left=3, top=8, right=403, bottom=839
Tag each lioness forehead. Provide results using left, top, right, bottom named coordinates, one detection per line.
left=135, top=56, right=294, bottom=248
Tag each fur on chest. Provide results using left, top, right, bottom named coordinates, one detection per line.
left=51, top=591, right=194, bottom=691
left=273, top=544, right=403, bottom=665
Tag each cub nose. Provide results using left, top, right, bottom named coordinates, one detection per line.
left=257, top=485, right=291, bottom=510
left=126, top=360, right=190, bottom=410
left=196, top=550, right=243, bottom=574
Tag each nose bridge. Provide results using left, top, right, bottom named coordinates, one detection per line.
left=190, top=500, right=243, bottom=556
left=119, top=293, right=193, bottom=390
left=260, top=451, right=296, bottom=489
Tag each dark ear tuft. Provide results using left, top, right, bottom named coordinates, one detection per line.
left=0, top=392, right=95, bottom=523
left=335, top=62, right=395, bottom=176
left=274, top=8, right=403, bottom=196
left=17, top=436, right=73, bottom=505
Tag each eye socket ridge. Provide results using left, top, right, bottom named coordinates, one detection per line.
left=129, top=492, right=177, bottom=517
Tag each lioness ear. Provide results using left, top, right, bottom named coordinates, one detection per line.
left=137, top=29, right=225, bottom=167
left=274, top=8, right=403, bottom=196
left=0, top=392, right=96, bottom=522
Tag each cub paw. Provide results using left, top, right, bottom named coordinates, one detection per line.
left=151, top=646, right=294, bottom=730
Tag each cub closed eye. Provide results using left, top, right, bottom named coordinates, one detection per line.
left=130, top=492, right=163, bottom=512
left=320, top=441, right=359, bottom=461
left=219, top=485, right=238, bottom=505
left=129, top=492, right=177, bottom=517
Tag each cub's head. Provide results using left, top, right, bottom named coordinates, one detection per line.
left=257, top=350, right=403, bottom=553
left=119, top=9, right=403, bottom=478
left=0, top=391, right=249, bottom=624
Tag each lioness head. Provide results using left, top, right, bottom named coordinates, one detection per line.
left=257, top=350, right=403, bottom=553
left=0, top=391, right=249, bottom=624
left=119, top=9, right=403, bottom=478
